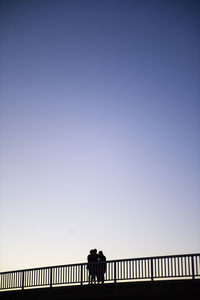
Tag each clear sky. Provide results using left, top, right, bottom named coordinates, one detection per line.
left=0, top=0, right=199, bottom=272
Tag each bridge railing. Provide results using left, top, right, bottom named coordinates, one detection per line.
left=0, top=253, right=199, bottom=291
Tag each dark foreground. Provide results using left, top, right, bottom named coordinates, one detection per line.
left=0, top=279, right=199, bottom=299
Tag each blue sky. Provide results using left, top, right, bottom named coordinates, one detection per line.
left=0, top=0, right=200, bottom=271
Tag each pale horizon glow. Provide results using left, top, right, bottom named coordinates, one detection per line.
left=0, top=0, right=200, bottom=272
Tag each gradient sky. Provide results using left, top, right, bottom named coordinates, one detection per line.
left=0, top=0, right=200, bottom=272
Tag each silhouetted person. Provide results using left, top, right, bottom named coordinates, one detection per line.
left=87, top=249, right=93, bottom=284
left=98, top=251, right=106, bottom=284
left=87, top=249, right=99, bottom=284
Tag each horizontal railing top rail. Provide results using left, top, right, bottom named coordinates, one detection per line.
left=0, top=253, right=200, bottom=291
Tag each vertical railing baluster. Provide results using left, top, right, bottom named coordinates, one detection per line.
left=195, top=255, right=199, bottom=276
left=167, top=257, right=170, bottom=278
left=80, top=265, right=83, bottom=285
left=9, top=273, right=12, bottom=288
left=33, top=270, right=35, bottom=287
left=7, top=273, right=10, bottom=289
left=180, top=257, right=183, bottom=277
left=148, top=259, right=150, bottom=279
left=174, top=257, right=177, bottom=277
left=21, top=271, right=24, bottom=290
left=67, top=266, right=69, bottom=284
left=151, top=258, right=154, bottom=281
left=50, top=268, right=52, bottom=288
left=5, top=274, right=8, bottom=289
left=185, top=256, right=188, bottom=277
left=177, top=257, right=180, bottom=277
left=15, top=272, right=18, bottom=287
left=161, top=258, right=163, bottom=278
left=191, top=255, right=195, bottom=279
left=114, top=261, right=116, bottom=283
left=135, top=259, right=137, bottom=279
left=138, top=260, right=140, bottom=278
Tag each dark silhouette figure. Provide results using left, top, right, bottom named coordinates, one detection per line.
left=87, top=249, right=99, bottom=284
left=87, top=249, right=93, bottom=284
left=97, top=251, right=106, bottom=284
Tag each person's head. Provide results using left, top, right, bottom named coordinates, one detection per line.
left=90, top=249, right=93, bottom=254
left=99, top=251, right=103, bottom=256
left=93, top=249, right=97, bottom=254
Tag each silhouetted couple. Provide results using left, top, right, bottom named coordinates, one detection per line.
left=87, top=249, right=106, bottom=284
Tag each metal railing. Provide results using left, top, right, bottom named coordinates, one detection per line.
left=0, top=253, right=199, bottom=291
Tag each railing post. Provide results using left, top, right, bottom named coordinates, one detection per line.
left=151, top=258, right=154, bottom=281
left=114, top=261, right=117, bottom=283
left=50, top=267, right=53, bottom=288
left=80, top=265, right=83, bottom=285
left=21, top=271, right=24, bottom=290
left=191, top=255, right=195, bottom=280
